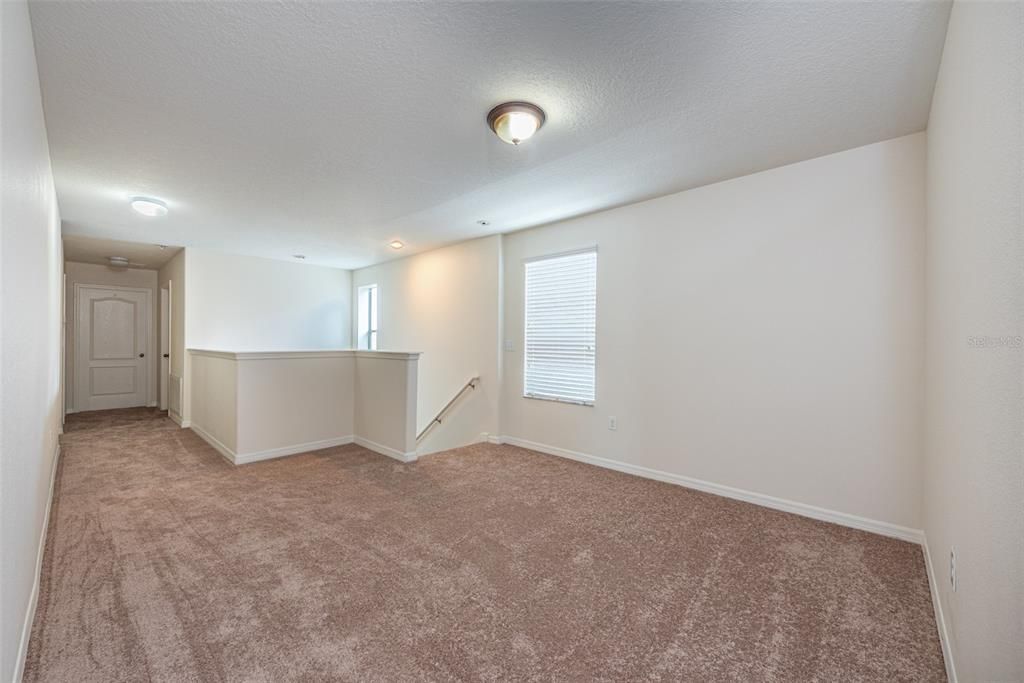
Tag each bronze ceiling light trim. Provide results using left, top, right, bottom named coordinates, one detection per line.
left=487, top=101, right=546, bottom=145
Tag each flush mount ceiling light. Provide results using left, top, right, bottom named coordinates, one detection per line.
left=487, top=101, right=545, bottom=145
left=389, top=240, right=404, bottom=250
left=293, top=254, right=306, bottom=260
left=130, top=196, right=168, bottom=217
left=108, top=256, right=130, bottom=267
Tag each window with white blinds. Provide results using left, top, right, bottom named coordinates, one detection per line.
left=524, top=248, right=597, bottom=405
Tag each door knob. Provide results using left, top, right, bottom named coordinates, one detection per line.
left=162, top=353, right=169, bottom=358
left=139, top=353, right=145, bottom=358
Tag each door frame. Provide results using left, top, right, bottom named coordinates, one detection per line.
left=160, top=286, right=170, bottom=410
left=72, top=283, right=154, bottom=412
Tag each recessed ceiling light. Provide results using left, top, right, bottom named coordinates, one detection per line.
left=477, top=220, right=490, bottom=226
left=130, top=196, right=168, bottom=217
left=389, top=240, right=404, bottom=250
left=293, top=254, right=306, bottom=260
left=487, top=101, right=545, bottom=145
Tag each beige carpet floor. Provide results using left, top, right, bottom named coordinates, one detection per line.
left=25, top=408, right=945, bottom=681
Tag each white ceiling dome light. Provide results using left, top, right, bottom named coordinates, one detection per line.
left=487, top=102, right=545, bottom=145
left=130, top=196, right=168, bottom=217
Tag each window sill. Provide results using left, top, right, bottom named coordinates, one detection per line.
left=523, top=393, right=594, bottom=407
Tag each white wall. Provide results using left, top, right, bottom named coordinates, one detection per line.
left=500, top=133, right=927, bottom=531
left=352, top=236, right=501, bottom=453
left=186, top=248, right=352, bottom=352
left=923, top=1, right=1024, bottom=679
left=353, top=352, right=419, bottom=460
left=0, top=1, right=64, bottom=679
left=235, top=353, right=355, bottom=457
left=159, top=250, right=187, bottom=422
left=188, top=350, right=416, bottom=463
left=189, top=351, right=238, bottom=453
left=64, top=261, right=159, bottom=411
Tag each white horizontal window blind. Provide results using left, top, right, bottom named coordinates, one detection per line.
left=524, top=249, right=597, bottom=405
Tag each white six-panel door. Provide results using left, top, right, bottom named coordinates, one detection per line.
left=74, top=285, right=150, bottom=411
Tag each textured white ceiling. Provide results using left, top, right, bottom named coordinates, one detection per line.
left=30, top=1, right=951, bottom=269
left=63, top=235, right=181, bottom=270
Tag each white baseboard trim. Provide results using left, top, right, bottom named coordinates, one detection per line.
left=922, top=536, right=958, bottom=682
left=234, top=436, right=355, bottom=465
left=168, top=410, right=189, bottom=428
left=189, top=422, right=417, bottom=466
left=189, top=423, right=235, bottom=462
left=354, top=436, right=418, bottom=463
left=416, top=432, right=493, bottom=458
left=497, top=435, right=924, bottom=544
left=15, top=441, right=61, bottom=683
left=190, top=423, right=355, bottom=465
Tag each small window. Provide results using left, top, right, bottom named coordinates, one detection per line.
left=524, top=249, right=597, bottom=405
left=357, top=284, right=378, bottom=350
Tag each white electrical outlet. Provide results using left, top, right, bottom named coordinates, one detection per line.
left=608, top=416, right=617, bottom=431
left=950, top=547, right=957, bottom=592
